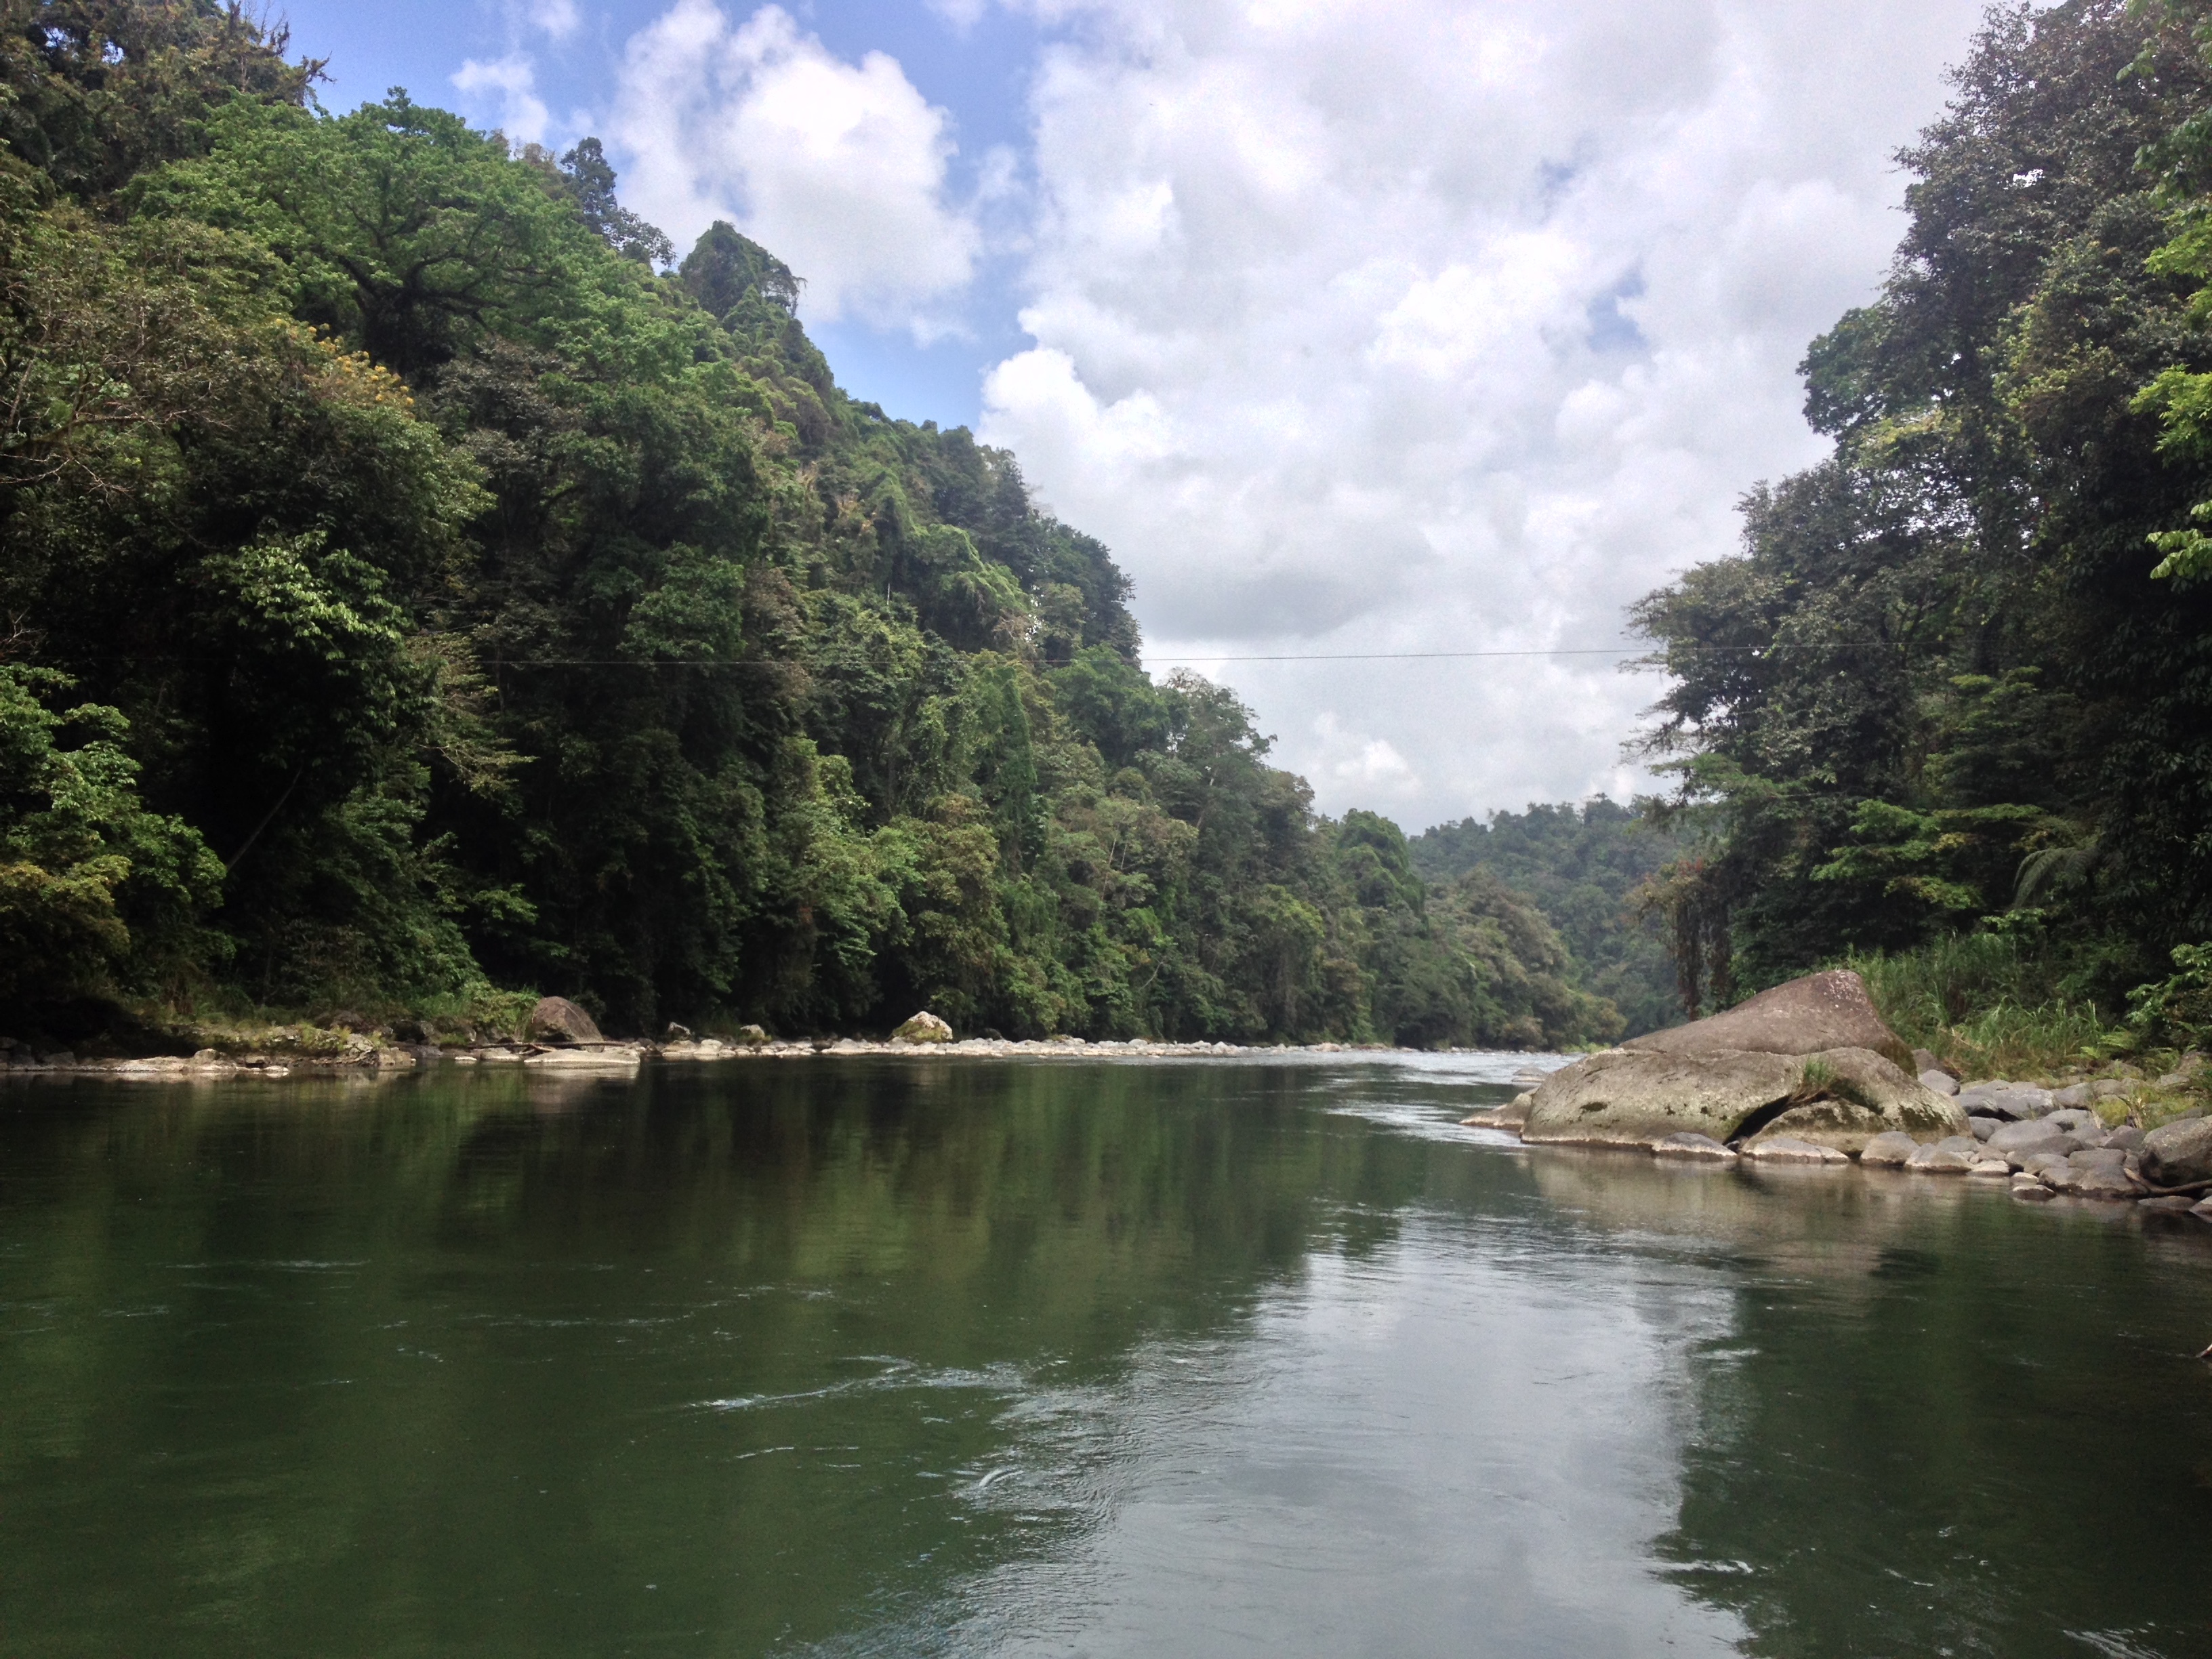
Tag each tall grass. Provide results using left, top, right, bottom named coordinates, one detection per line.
left=1843, top=933, right=2114, bottom=1081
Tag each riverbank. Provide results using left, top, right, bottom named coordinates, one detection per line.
left=1463, top=1059, right=2212, bottom=1223
left=0, top=1031, right=1521, bottom=1078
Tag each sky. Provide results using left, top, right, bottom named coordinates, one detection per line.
left=274, top=0, right=1994, bottom=832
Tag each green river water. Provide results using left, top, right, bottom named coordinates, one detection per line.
left=3, top=1054, right=2211, bottom=1658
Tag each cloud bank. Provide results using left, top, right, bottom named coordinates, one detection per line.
left=607, top=1, right=983, bottom=332
left=977, top=0, right=1990, bottom=826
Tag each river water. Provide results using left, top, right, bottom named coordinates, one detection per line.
left=3, top=1053, right=2211, bottom=1657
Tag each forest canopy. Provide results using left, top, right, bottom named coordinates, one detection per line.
left=0, top=0, right=1631, bottom=1050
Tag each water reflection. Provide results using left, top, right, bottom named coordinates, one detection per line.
left=1, top=1061, right=2209, bottom=1657
left=1528, top=1149, right=2212, bottom=1658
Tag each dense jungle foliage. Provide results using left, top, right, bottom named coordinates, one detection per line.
left=1409, top=800, right=1683, bottom=1037
left=1634, top=0, right=2212, bottom=1044
left=0, top=0, right=1622, bottom=1048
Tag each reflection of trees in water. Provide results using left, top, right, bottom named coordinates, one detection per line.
left=1523, top=1153, right=2212, bottom=1658
left=0, top=1062, right=1467, bottom=1656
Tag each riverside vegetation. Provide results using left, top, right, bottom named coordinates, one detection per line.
left=1624, top=0, right=2212, bottom=1103
left=0, top=0, right=1632, bottom=1056
left=16, top=0, right=2212, bottom=1096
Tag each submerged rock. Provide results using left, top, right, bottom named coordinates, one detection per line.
left=1906, top=1144, right=1974, bottom=1173
left=1652, top=1132, right=1736, bottom=1160
left=1620, top=969, right=1914, bottom=1071
left=1860, top=1132, right=1920, bottom=1166
left=1742, top=1136, right=1848, bottom=1164
left=1460, top=1092, right=1532, bottom=1132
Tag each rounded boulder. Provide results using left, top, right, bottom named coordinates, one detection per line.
left=2142, top=1118, right=2212, bottom=1189
left=529, top=996, right=603, bottom=1044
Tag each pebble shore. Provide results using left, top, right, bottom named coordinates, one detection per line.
left=1465, top=1072, right=2212, bottom=1225
left=0, top=1032, right=1410, bottom=1078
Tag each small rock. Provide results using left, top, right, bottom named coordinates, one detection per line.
left=2105, top=1125, right=2146, bottom=1153
left=1934, top=1135, right=1982, bottom=1159
left=2136, top=1195, right=2198, bottom=1214
left=2191, top=1198, right=2212, bottom=1222
left=2051, top=1083, right=2092, bottom=1109
left=1956, top=1082, right=2054, bottom=1121
left=1969, top=1115, right=1999, bottom=1141
left=192, top=1048, right=220, bottom=1063
left=1988, top=1119, right=2070, bottom=1155
left=2018, top=1150, right=2073, bottom=1179
left=2044, top=1108, right=2100, bottom=1136
left=1968, top=1160, right=2013, bottom=1178
left=1907, top=1144, right=1974, bottom=1173
left=1912, top=1047, right=1942, bottom=1074
left=1920, top=1069, right=1961, bottom=1097
left=2091, top=1079, right=2134, bottom=1101
left=1860, top=1132, right=1920, bottom=1166
left=2011, top=1178, right=2056, bottom=1202
left=892, top=1010, right=955, bottom=1044
left=1745, top=1136, right=1849, bottom=1164
left=1652, top=1132, right=1737, bottom=1160
left=2071, top=1166, right=2141, bottom=1202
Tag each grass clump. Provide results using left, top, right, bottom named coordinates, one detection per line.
left=1843, top=933, right=2115, bottom=1080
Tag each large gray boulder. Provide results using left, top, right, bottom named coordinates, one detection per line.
left=1521, top=1044, right=1965, bottom=1153
left=2142, top=1118, right=2212, bottom=1189
left=529, top=996, right=604, bottom=1044
left=1622, top=970, right=1914, bottom=1071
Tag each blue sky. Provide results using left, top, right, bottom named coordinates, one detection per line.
left=266, top=0, right=1992, bottom=827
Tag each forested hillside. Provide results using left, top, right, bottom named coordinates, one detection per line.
left=1409, top=800, right=1683, bottom=1036
left=1633, top=0, right=2212, bottom=1042
left=0, top=0, right=1620, bottom=1049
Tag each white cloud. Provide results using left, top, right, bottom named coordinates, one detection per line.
left=531, top=0, right=581, bottom=38
left=452, top=53, right=552, bottom=146
left=1305, top=714, right=1422, bottom=801
left=607, top=1, right=981, bottom=332
left=979, top=0, right=1992, bottom=830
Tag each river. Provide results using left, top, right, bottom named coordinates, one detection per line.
left=3, top=1053, right=2210, bottom=1656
